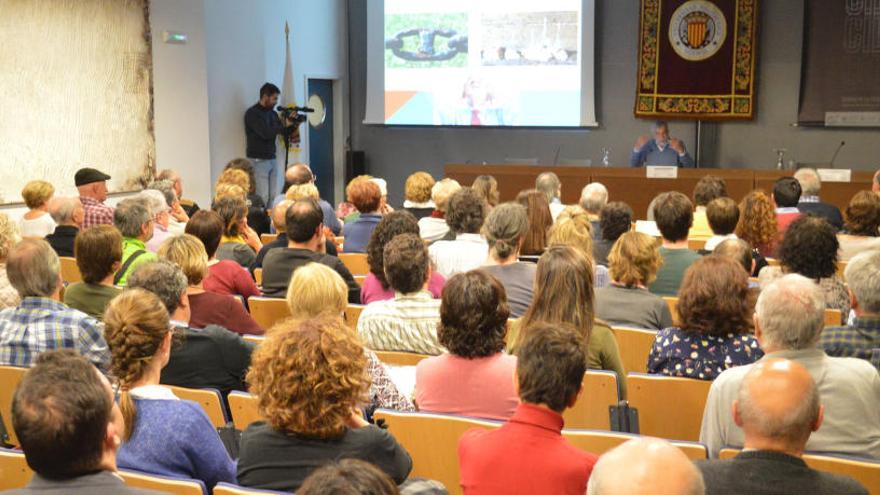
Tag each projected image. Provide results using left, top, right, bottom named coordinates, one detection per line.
left=480, top=11, right=579, bottom=66
left=384, top=13, right=468, bottom=68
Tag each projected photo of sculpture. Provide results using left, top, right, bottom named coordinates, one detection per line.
left=0, top=0, right=154, bottom=204
left=480, top=11, right=579, bottom=66
left=384, top=13, right=469, bottom=69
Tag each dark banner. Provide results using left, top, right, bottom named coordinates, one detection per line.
left=635, top=0, right=758, bottom=120
left=799, top=0, right=880, bottom=127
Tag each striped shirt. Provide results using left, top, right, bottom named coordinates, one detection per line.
left=820, top=316, right=880, bottom=371
left=80, top=196, right=115, bottom=229
left=356, top=291, right=444, bottom=355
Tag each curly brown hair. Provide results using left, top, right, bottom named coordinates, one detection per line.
left=439, top=271, right=510, bottom=358
left=677, top=256, right=752, bottom=336
left=246, top=316, right=370, bottom=439
left=447, top=188, right=487, bottom=235
left=366, top=211, right=420, bottom=290
left=844, top=190, right=880, bottom=237
left=735, top=190, right=777, bottom=251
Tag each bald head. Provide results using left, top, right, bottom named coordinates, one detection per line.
left=272, top=200, right=293, bottom=234
left=285, top=164, right=314, bottom=187
left=588, top=437, right=704, bottom=495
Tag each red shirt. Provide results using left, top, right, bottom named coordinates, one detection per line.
left=188, top=291, right=264, bottom=335
left=776, top=211, right=801, bottom=236
left=458, top=403, right=597, bottom=495
left=203, top=260, right=261, bottom=300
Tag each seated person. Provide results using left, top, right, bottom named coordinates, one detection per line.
left=820, top=250, right=880, bottom=368
left=837, top=191, right=880, bottom=261
left=213, top=194, right=261, bottom=268
left=106, top=289, right=236, bottom=489
left=402, top=172, right=436, bottom=220
left=358, top=234, right=443, bottom=355
left=537, top=172, right=566, bottom=220
left=698, top=358, right=869, bottom=495
left=236, top=316, right=413, bottom=492
left=648, top=256, right=763, bottom=380
left=140, top=190, right=173, bottom=253
left=261, top=198, right=359, bottom=301
left=157, top=168, right=200, bottom=217
left=700, top=274, right=880, bottom=459
left=459, top=323, right=598, bottom=493
left=794, top=167, right=844, bottom=231
left=515, top=189, right=553, bottom=256
left=221, top=160, right=271, bottom=236
left=649, top=192, right=702, bottom=296
left=579, top=183, right=608, bottom=239
left=185, top=210, right=261, bottom=301
left=629, top=120, right=695, bottom=168
left=548, top=206, right=610, bottom=288
left=362, top=211, right=444, bottom=304
left=594, top=201, right=632, bottom=266
left=342, top=179, right=383, bottom=253
left=418, top=178, right=461, bottom=242
left=10, top=350, right=158, bottom=494
left=0, top=213, right=21, bottom=310
left=280, top=188, right=340, bottom=258
left=703, top=197, right=740, bottom=251
left=689, top=176, right=727, bottom=239
left=587, top=437, right=706, bottom=495
left=736, top=190, right=779, bottom=259
left=298, top=459, right=417, bottom=495
left=416, top=270, right=518, bottom=420
left=272, top=163, right=342, bottom=234
left=44, top=196, right=83, bottom=258
left=595, top=231, right=673, bottom=330
left=147, top=179, right=186, bottom=234
left=429, top=188, right=489, bottom=278
left=713, top=238, right=759, bottom=288
left=63, top=225, right=122, bottom=320
left=772, top=177, right=802, bottom=236
left=76, top=167, right=115, bottom=229
left=18, top=180, right=56, bottom=238
left=480, top=203, right=535, bottom=318
left=113, top=197, right=158, bottom=286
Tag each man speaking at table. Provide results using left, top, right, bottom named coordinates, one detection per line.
left=630, top=121, right=695, bottom=168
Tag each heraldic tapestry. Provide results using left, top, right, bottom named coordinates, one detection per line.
left=635, top=0, right=758, bottom=120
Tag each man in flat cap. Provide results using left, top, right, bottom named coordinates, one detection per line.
left=75, top=168, right=114, bottom=229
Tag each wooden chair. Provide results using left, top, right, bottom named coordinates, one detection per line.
left=259, top=233, right=278, bottom=245
left=611, top=327, right=657, bottom=374
left=166, top=386, right=229, bottom=429
left=662, top=296, right=681, bottom=327
left=837, top=260, right=848, bottom=280
left=563, top=370, right=619, bottom=430
left=253, top=268, right=262, bottom=287
left=564, top=430, right=707, bottom=461
left=0, top=366, right=27, bottom=447
left=119, top=469, right=207, bottom=495
left=766, top=257, right=780, bottom=267
left=825, top=308, right=843, bottom=327
left=248, top=297, right=291, bottom=330
left=59, top=256, right=82, bottom=284
left=344, top=304, right=365, bottom=331
left=0, top=448, right=32, bottom=490
left=214, top=482, right=289, bottom=494
left=687, top=238, right=707, bottom=251
left=625, top=373, right=712, bottom=442
left=339, top=253, right=369, bottom=276
left=242, top=335, right=265, bottom=346
left=373, top=351, right=430, bottom=367
left=228, top=391, right=261, bottom=431
left=354, top=275, right=367, bottom=287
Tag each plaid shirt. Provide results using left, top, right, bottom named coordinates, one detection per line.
left=820, top=315, right=880, bottom=370
left=0, top=297, right=110, bottom=370
left=80, top=196, right=115, bottom=229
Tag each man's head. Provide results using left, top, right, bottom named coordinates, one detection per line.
left=446, top=188, right=487, bottom=235
left=259, top=82, right=280, bottom=108
left=383, top=233, right=430, bottom=294
left=114, top=197, right=153, bottom=241
left=139, top=189, right=170, bottom=229
left=706, top=197, right=739, bottom=235
left=579, top=183, right=608, bottom=216
left=7, top=239, right=61, bottom=298
left=755, top=274, right=825, bottom=352
left=285, top=163, right=315, bottom=189
left=48, top=196, right=84, bottom=227
left=713, top=238, right=754, bottom=275
left=74, top=225, right=123, bottom=284
left=75, top=168, right=111, bottom=202
left=272, top=200, right=293, bottom=234
left=12, top=350, right=123, bottom=479
left=793, top=168, right=821, bottom=197
left=652, top=120, right=670, bottom=145
left=772, top=177, right=802, bottom=208
left=693, top=175, right=727, bottom=207
left=156, top=169, right=183, bottom=198
left=126, top=260, right=189, bottom=317
left=734, top=358, right=822, bottom=453
left=286, top=199, right=324, bottom=245
left=536, top=172, right=561, bottom=202
left=599, top=201, right=633, bottom=242
left=587, top=437, right=705, bottom=495
left=844, top=250, right=880, bottom=317
left=515, top=322, right=586, bottom=413
left=147, top=180, right=179, bottom=213
left=653, top=191, right=694, bottom=242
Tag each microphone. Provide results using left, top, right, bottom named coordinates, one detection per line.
left=829, top=141, right=845, bottom=169
left=552, top=145, right=562, bottom=166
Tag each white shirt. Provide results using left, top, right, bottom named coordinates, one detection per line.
left=549, top=201, right=566, bottom=222
left=429, top=233, right=489, bottom=279
left=129, top=384, right=179, bottom=401
left=703, top=233, right=738, bottom=252
left=418, top=216, right=450, bottom=242
left=19, top=213, right=56, bottom=238
left=357, top=291, right=444, bottom=355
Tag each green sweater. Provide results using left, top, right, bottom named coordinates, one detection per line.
left=650, top=247, right=702, bottom=296
left=117, top=237, right=157, bottom=286
left=63, top=283, right=121, bottom=320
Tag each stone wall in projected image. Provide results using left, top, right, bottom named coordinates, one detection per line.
left=0, top=0, right=154, bottom=204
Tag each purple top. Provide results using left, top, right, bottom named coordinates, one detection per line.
left=360, top=272, right=446, bottom=305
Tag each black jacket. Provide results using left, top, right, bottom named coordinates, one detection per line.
left=798, top=202, right=844, bottom=231
left=262, top=248, right=359, bottom=302
left=244, top=103, right=284, bottom=159
left=45, top=225, right=78, bottom=258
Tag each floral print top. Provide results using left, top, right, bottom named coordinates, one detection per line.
left=647, top=327, right=764, bottom=381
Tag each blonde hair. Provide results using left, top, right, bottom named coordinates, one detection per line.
left=216, top=168, right=250, bottom=193
left=286, top=263, right=348, bottom=320
left=548, top=206, right=594, bottom=261
left=405, top=172, right=435, bottom=203
left=431, top=179, right=462, bottom=212
left=608, top=232, right=663, bottom=286
left=285, top=183, right=320, bottom=201
left=0, top=213, right=21, bottom=260
left=157, top=234, right=209, bottom=285
left=21, top=180, right=55, bottom=209
left=214, top=183, right=247, bottom=202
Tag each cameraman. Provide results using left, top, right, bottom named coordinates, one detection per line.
left=245, top=83, right=290, bottom=204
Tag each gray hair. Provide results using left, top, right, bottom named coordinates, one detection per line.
left=147, top=180, right=178, bottom=207
left=7, top=239, right=60, bottom=298
left=126, top=260, right=188, bottom=314
left=737, top=360, right=820, bottom=444
left=138, top=190, right=168, bottom=217
left=793, top=168, right=821, bottom=196
left=756, top=274, right=825, bottom=350
left=535, top=172, right=561, bottom=202
left=48, top=197, right=81, bottom=225
left=844, top=250, right=880, bottom=314
left=113, top=198, right=152, bottom=238
left=156, top=169, right=180, bottom=182
left=579, top=183, right=608, bottom=214
left=482, top=202, right=529, bottom=260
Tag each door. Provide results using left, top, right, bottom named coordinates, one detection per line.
left=307, top=79, right=335, bottom=204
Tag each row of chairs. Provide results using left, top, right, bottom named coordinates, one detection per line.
left=661, top=295, right=844, bottom=327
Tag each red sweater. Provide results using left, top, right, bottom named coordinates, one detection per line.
left=188, top=291, right=264, bottom=336
left=203, top=260, right=261, bottom=300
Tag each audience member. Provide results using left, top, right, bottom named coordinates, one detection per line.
left=297, top=460, right=402, bottom=495
left=63, top=225, right=122, bottom=320
left=223, top=159, right=271, bottom=235
left=579, top=182, right=608, bottom=239
left=126, top=260, right=253, bottom=397
left=587, top=437, right=705, bottom=495
left=157, top=168, right=200, bottom=217
left=698, top=358, right=869, bottom=495
left=262, top=199, right=359, bottom=301
left=820, top=250, right=880, bottom=368
left=9, top=351, right=159, bottom=494
left=0, top=239, right=108, bottom=369
left=429, top=188, right=489, bottom=278
left=273, top=163, right=342, bottom=234
left=772, top=177, right=803, bottom=235
left=459, top=323, right=598, bottom=494
left=594, top=201, right=632, bottom=265
left=690, top=175, right=728, bottom=239
left=648, top=256, right=762, bottom=380
left=0, top=213, right=21, bottom=309
left=536, top=172, right=565, bottom=220
left=515, top=189, right=552, bottom=255
left=649, top=191, right=701, bottom=295
left=370, top=177, right=394, bottom=216
left=480, top=203, right=535, bottom=317
left=471, top=175, right=500, bottom=209
left=343, top=179, right=384, bottom=253
left=105, top=289, right=236, bottom=488
left=18, top=180, right=56, bottom=238
left=281, top=185, right=340, bottom=256
left=140, top=189, right=173, bottom=253
left=402, top=171, right=436, bottom=220
left=418, top=178, right=461, bottom=241
left=700, top=274, right=880, bottom=458
left=214, top=182, right=248, bottom=203
left=158, top=234, right=263, bottom=335
left=595, top=231, right=673, bottom=330
left=337, top=175, right=373, bottom=222
left=147, top=179, right=186, bottom=233
left=113, top=197, right=158, bottom=286
left=736, top=190, right=778, bottom=258
left=185, top=210, right=261, bottom=301
left=237, top=316, right=413, bottom=492
left=359, top=234, right=443, bottom=354
left=547, top=206, right=610, bottom=288
left=416, top=270, right=517, bottom=420
left=794, top=167, right=844, bottom=230
left=759, top=215, right=850, bottom=319
left=363, top=211, right=444, bottom=304
left=838, top=190, right=880, bottom=260
left=704, top=197, right=739, bottom=251
left=714, top=238, right=757, bottom=280
left=44, top=196, right=83, bottom=258
left=76, top=167, right=115, bottom=229
left=213, top=195, right=261, bottom=267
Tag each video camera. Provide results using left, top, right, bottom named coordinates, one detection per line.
left=276, top=105, right=314, bottom=126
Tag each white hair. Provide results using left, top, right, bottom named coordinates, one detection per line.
left=138, top=189, right=168, bottom=217
left=49, top=196, right=81, bottom=224
left=579, top=183, right=608, bottom=214
left=845, top=250, right=880, bottom=314
left=755, top=274, right=825, bottom=350
left=793, top=168, right=821, bottom=196
left=370, top=177, right=388, bottom=197
left=536, top=172, right=561, bottom=202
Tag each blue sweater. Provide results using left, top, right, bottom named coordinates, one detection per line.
left=117, top=398, right=236, bottom=489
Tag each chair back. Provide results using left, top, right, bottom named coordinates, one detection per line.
left=0, top=448, right=32, bottom=490
left=625, top=373, right=712, bottom=442
left=563, top=370, right=619, bottom=430
left=354, top=275, right=367, bottom=287
left=259, top=234, right=278, bottom=245
left=339, top=253, right=370, bottom=276
left=825, top=308, right=843, bottom=327
left=837, top=260, right=848, bottom=280
left=166, top=386, right=229, bottom=429
left=662, top=297, right=681, bottom=327
left=228, top=391, right=261, bottom=431
left=610, top=327, right=657, bottom=374
left=242, top=335, right=265, bottom=346
left=344, top=304, right=365, bottom=331
left=563, top=430, right=707, bottom=461
left=253, top=268, right=263, bottom=287
left=0, top=366, right=27, bottom=447
left=214, top=482, right=290, bottom=494
left=248, top=297, right=291, bottom=330
left=687, top=238, right=707, bottom=251
left=373, top=351, right=430, bottom=367
left=59, top=256, right=82, bottom=284
left=119, top=469, right=207, bottom=495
